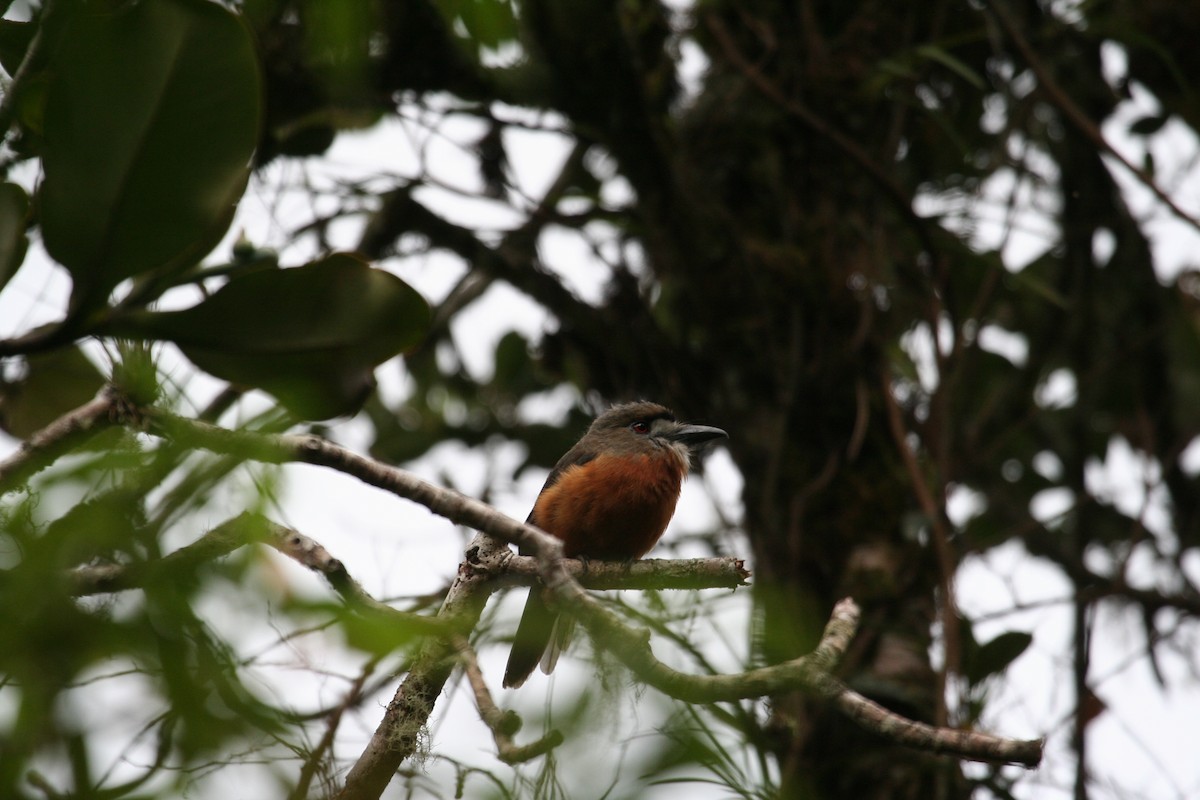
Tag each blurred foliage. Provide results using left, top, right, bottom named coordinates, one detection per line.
left=38, top=0, right=261, bottom=310
left=0, top=0, right=429, bottom=421
left=0, top=346, right=104, bottom=438
left=105, top=253, right=430, bottom=418
left=0, top=0, right=1198, bottom=798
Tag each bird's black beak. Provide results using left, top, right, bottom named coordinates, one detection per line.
left=664, top=422, right=727, bottom=449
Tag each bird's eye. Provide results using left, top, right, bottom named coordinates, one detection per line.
left=630, top=420, right=650, bottom=434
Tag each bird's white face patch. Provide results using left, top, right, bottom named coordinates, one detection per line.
left=649, top=418, right=692, bottom=473
left=667, top=441, right=691, bottom=473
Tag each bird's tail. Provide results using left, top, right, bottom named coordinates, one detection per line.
left=503, top=588, right=557, bottom=688
left=539, top=614, right=576, bottom=675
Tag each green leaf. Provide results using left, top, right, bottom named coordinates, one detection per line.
left=966, top=630, right=1033, bottom=685
left=1128, top=113, right=1169, bottom=137
left=492, top=330, right=531, bottom=388
left=0, top=347, right=106, bottom=440
left=300, top=0, right=374, bottom=93
left=105, top=254, right=431, bottom=419
left=915, top=44, right=985, bottom=90
left=39, top=0, right=261, bottom=308
left=1005, top=254, right=1068, bottom=309
left=435, top=0, right=518, bottom=50
left=0, top=182, right=30, bottom=294
left=0, top=19, right=35, bottom=77
left=461, top=0, right=518, bottom=49
left=333, top=604, right=426, bottom=656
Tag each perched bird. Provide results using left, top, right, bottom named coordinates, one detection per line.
left=503, top=401, right=726, bottom=688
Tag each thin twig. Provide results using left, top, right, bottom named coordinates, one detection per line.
left=881, top=369, right=961, bottom=728
left=290, top=658, right=380, bottom=800
left=702, top=12, right=942, bottom=262
left=0, top=385, right=121, bottom=494
left=453, top=635, right=564, bottom=764
left=985, top=0, right=1200, bottom=231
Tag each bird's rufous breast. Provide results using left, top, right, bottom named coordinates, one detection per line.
left=531, top=452, right=685, bottom=559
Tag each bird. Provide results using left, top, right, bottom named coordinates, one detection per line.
left=502, top=400, right=727, bottom=689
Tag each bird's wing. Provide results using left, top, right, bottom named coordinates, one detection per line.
left=505, top=443, right=596, bottom=685
left=522, top=446, right=596, bottom=529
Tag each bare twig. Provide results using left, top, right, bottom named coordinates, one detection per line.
left=337, top=532, right=506, bottom=800
left=881, top=370, right=961, bottom=728
left=984, top=0, right=1200, bottom=232
left=496, top=553, right=749, bottom=591
left=0, top=386, right=121, bottom=493
left=68, top=513, right=254, bottom=595
left=290, top=658, right=380, bottom=800
left=453, top=635, right=564, bottom=764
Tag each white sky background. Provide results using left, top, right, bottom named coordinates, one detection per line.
left=914, top=41, right=1200, bottom=799
left=1, top=24, right=1198, bottom=800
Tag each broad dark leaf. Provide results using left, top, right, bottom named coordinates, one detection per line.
left=0, top=347, right=106, bottom=439
left=39, top=0, right=260, bottom=307
left=966, top=630, right=1033, bottom=685
left=1129, top=114, right=1169, bottom=136
left=105, top=254, right=430, bottom=419
left=492, top=330, right=533, bottom=389
left=0, top=181, right=29, bottom=294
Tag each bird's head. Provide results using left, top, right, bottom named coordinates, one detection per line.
left=586, top=401, right=726, bottom=469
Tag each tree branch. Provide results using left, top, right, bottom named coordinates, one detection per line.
left=453, top=635, right=564, bottom=764
left=984, top=0, right=1200, bottom=232
left=69, top=512, right=448, bottom=635
left=336, top=531, right=505, bottom=800
left=266, top=520, right=451, bottom=634
left=68, top=512, right=254, bottom=595
left=0, top=385, right=121, bottom=494
left=881, top=368, right=961, bottom=728
left=128, top=404, right=1043, bottom=793
left=574, top=594, right=1042, bottom=765
left=496, top=553, right=749, bottom=591
left=139, top=407, right=567, bottom=555
left=290, top=658, right=380, bottom=800
left=829, top=678, right=1044, bottom=765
